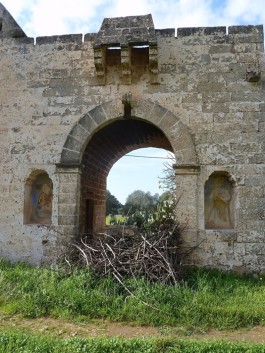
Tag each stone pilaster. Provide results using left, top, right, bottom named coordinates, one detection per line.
left=121, top=45, right=131, bottom=84
left=56, top=165, right=81, bottom=247
left=174, top=164, right=200, bottom=230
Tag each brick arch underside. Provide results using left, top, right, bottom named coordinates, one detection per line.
left=80, top=119, right=173, bottom=233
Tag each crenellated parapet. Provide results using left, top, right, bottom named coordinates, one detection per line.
left=0, top=13, right=263, bottom=85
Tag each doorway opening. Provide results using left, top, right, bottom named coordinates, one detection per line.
left=79, top=119, right=174, bottom=234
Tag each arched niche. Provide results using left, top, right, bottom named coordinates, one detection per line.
left=24, top=170, right=53, bottom=225
left=204, top=171, right=235, bottom=230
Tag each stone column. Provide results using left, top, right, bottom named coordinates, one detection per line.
left=56, top=165, right=81, bottom=249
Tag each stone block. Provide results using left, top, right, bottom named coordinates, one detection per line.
left=58, top=172, right=81, bottom=184
left=58, top=215, right=77, bottom=226
left=155, top=28, right=175, bottom=37
left=177, top=27, right=226, bottom=37
left=246, top=243, right=265, bottom=255
left=209, top=44, right=232, bottom=54
left=228, top=25, right=264, bottom=43
left=65, top=135, right=84, bottom=153
left=60, top=148, right=80, bottom=165
left=84, top=33, right=97, bottom=41
left=58, top=204, right=78, bottom=216
left=202, top=102, right=230, bottom=113
left=197, top=82, right=227, bottom=93
left=58, top=193, right=79, bottom=204
left=36, top=34, right=83, bottom=45
left=88, top=105, right=107, bottom=126
left=202, top=92, right=231, bottom=103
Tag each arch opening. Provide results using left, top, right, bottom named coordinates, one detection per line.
left=107, top=146, right=173, bottom=206
left=79, top=119, right=173, bottom=234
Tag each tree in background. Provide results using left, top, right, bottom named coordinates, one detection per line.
left=159, top=190, right=171, bottom=203
left=123, top=190, right=159, bottom=215
left=106, top=190, right=123, bottom=216
left=122, top=190, right=159, bottom=228
left=159, top=153, right=176, bottom=197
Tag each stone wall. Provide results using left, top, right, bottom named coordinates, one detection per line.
left=0, top=5, right=264, bottom=273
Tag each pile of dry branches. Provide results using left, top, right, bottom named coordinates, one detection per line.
left=71, top=223, right=184, bottom=284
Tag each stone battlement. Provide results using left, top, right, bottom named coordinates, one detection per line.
left=0, top=24, right=263, bottom=46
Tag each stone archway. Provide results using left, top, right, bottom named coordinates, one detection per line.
left=79, top=119, right=173, bottom=233
left=60, top=98, right=197, bottom=166
left=57, top=98, right=198, bottom=237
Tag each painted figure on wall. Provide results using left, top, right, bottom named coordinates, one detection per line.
left=204, top=174, right=234, bottom=229
left=30, top=174, right=53, bottom=224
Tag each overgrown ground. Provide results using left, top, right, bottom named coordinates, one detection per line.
left=0, top=259, right=264, bottom=352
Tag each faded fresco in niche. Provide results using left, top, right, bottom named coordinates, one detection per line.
left=31, top=175, right=53, bottom=224
left=204, top=173, right=234, bottom=230
left=24, top=173, right=53, bottom=225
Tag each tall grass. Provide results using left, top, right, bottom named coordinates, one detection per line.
left=0, top=259, right=264, bottom=330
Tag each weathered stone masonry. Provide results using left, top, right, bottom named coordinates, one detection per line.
left=0, top=3, right=264, bottom=273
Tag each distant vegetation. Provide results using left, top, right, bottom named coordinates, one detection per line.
left=106, top=189, right=172, bottom=228
left=106, top=153, right=176, bottom=227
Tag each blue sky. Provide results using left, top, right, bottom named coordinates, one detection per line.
left=3, top=0, right=264, bottom=204
left=107, top=148, right=174, bottom=204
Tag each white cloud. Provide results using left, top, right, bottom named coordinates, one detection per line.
left=2, top=0, right=264, bottom=37
left=223, top=0, right=265, bottom=25
left=2, top=0, right=106, bottom=36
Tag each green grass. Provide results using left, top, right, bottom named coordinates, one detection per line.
left=106, top=215, right=125, bottom=225
left=1, top=332, right=265, bottom=353
left=0, top=259, right=264, bottom=331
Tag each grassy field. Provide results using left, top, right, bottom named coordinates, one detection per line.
left=0, top=259, right=264, bottom=329
left=0, top=259, right=264, bottom=352
left=1, top=332, right=265, bottom=353
left=105, top=215, right=125, bottom=225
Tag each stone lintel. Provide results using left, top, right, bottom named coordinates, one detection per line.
left=174, top=164, right=200, bottom=175
left=56, top=164, right=81, bottom=173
